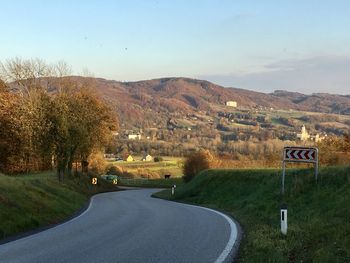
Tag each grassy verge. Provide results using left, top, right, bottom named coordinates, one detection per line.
left=118, top=177, right=183, bottom=188
left=153, top=166, right=350, bottom=262
left=0, top=171, right=118, bottom=241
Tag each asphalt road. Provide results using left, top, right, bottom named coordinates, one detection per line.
left=0, top=189, right=238, bottom=263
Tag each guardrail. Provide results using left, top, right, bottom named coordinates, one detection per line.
left=118, top=178, right=155, bottom=186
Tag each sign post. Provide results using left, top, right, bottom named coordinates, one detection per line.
left=282, top=146, right=318, bottom=194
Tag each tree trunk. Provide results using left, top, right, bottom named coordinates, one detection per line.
left=57, top=166, right=64, bottom=182
left=67, top=147, right=77, bottom=177
left=67, top=161, right=73, bottom=177
left=59, top=169, right=64, bottom=182
left=51, top=155, right=55, bottom=170
left=75, top=161, right=78, bottom=176
left=56, top=157, right=67, bottom=182
left=81, top=160, right=89, bottom=175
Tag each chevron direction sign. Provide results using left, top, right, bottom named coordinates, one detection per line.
left=284, top=147, right=317, bottom=163
left=281, top=146, right=319, bottom=194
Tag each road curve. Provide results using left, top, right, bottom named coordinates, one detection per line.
left=0, top=189, right=238, bottom=263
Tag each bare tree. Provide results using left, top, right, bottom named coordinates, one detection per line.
left=0, top=58, right=73, bottom=90
left=81, top=67, right=95, bottom=78
left=55, top=60, right=72, bottom=77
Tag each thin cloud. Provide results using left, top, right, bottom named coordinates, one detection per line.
left=200, top=56, right=350, bottom=95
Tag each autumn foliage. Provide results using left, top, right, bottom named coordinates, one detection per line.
left=183, top=150, right=218, bottom=182
left=317, top=134, right=350, bottom=165
left=0, top=59, right=117, bottom=180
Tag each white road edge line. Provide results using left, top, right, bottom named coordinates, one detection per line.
left=3, top=191, right=238, bottom=263
left=185, top=204, right=238, bottom=263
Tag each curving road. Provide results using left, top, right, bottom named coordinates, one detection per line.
left=0, top=189, right=238, bottom=263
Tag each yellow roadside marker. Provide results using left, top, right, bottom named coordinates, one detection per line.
left=113, top=179, right=118, bottom=185
left=92, top=177, right=97, bottom=185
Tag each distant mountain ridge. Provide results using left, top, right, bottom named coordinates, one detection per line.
left=271, top=89, right=350, bottom=114
left=81, top=76, right=350, bottom=113
left=30, top=76, right=350, bottom=127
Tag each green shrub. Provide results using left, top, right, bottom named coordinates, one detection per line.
left=88, top=151, right=107, bottom=175
left=154, top=156, right=163, bottom=162
left=106, top=165, right=122, bottom=175
left=183, top=150, right=214, bottom=182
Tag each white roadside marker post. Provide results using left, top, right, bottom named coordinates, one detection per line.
left=281, top=204, right=287, bottom=235
left=172, top=184, right=176, bottom=195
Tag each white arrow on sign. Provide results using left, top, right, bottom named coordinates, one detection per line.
left=293, top=150, right=300, bottom=159
left=308, top=150, right=314, bottom=160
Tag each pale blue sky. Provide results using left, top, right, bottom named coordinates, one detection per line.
left=1, top=0, right=350, bottom=94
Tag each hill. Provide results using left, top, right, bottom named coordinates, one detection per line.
left=65, top=77, right=350, bottom=126
left=8, top=76, right=350, bottom=156
left=272, top=90, right=350, bottom=115
left=10, top=76, right=350, bottom=125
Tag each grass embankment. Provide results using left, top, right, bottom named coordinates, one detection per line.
left=119, top=177, right=183, bottom=188
left=0, top=171, right=118, bottom=241
left=154, top=166, right=350, bottom=262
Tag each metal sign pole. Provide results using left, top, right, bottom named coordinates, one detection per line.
left=315, top=153, right=318, bottom=183
left=282, top=161, right=286, bottom=194
left=281, top=146, right=319, bottom=194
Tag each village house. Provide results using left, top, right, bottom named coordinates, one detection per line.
left=141, top=154, right=153, bottom=162
left=104, top=153, right=116, bottom=159
left=126, top=155, right=134, bottom=162
left=128, top=134, right=141, bottom=140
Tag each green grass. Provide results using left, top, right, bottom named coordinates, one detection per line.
left=119, top=178, right=183, bottom=188
left=0, top=171, right=118, bottom=240
left=153, top=166, right=350, bottom=262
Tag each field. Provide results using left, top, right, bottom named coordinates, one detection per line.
left=154, top=166, right=350, bottom=262
left=118, top=177, right=183, bottom=188
left=107, top=156, right=184, bottom=178
left=0, top=171, right=118, bottom=241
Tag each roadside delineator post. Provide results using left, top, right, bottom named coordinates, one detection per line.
left=281, top=204, right=287, bottom=235
left=172, top=184, right=176, bottom=195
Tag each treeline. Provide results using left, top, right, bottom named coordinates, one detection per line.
left=0, top=58, right=116, bottom=180
left=110, top=138, right=296, bottom=159
left=182, top=135, right=350, bottom=182
left=317, top=135, right=350, bottom=165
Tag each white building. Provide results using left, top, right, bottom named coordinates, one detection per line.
left=297, top=125, right=325, bottom=142
left=297, top=125, right=310, bottom=141
left=111, top=131, right=119, bottom=136
left=128, top=134, right=141, bottom=140
left=226, top=101, right=237, bottom=107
